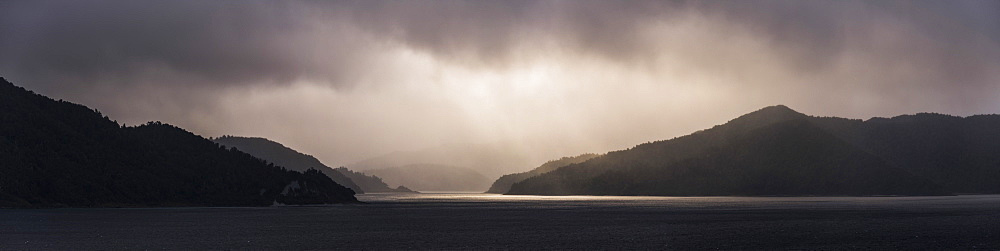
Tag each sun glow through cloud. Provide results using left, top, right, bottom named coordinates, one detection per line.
left=2, top=0, right=998, bottom=168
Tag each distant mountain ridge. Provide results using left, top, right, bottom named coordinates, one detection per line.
left=333, top=167, right=415, bottom=193
left=506, top=105, right=989, bottom=196
left=213, top=136, right=363, bottom=193
left=0, top=77, right=358, bottom=207
left=349, top=142, right=550, bottom=178
left=365, top=164, right=491, bottom=191
left=213, top=136, right=414, bottom=193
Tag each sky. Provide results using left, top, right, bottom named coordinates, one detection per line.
left=2, top=0, right=999, bottom=168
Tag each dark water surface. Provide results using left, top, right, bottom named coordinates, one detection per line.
left=3, top=193, right=1000, bottom=250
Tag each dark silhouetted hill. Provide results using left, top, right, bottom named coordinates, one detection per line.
left=810, top=113, right=1000, bottom=194
left=207, top=136, right=412, bottom=193
left=486, top=154, right=599, bottom=194
left=508, top=105, right=951, bottom=196
left=0, top=78, right=357, bottom=208
left=213, top=136, right=363, bottom=193
left=365, top=164, right=491, bottom=191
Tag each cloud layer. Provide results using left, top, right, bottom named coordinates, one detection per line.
left=2, top=0, right=998, bottom=168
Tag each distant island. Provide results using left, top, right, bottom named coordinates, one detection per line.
left=0, top=78, right=358, bottom=208
left=213, top=136, right=415, bottom=193
left=506, top=105, right=1000, bottom=196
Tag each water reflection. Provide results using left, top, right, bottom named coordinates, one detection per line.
left=358, top=192, right=1000, bottom=210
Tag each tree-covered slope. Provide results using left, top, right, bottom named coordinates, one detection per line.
left=507, top=106, right=948, bottom=196
left=213, top=136, right=363, bottom=193
left=0, top=78, right=357, bottom=207
left=485, top=154, right=599, bottom=194
left=810, top=113, right=1000, bottom=193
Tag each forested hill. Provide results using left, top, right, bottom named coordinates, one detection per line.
left=507, top=105, right=954, bottom=196
left=809, top=112, right=1000, bottom=193
left=213, top=136, right=363, bottom=193
left=212, top=136, right=418, bottom=194
left=0, top=78, right=357, bottom=208
left=486, top=154, right=599, bottom=194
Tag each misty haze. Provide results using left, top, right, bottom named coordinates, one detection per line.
left=2, top=0, right=1000, bottom=249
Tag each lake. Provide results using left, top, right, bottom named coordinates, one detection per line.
left=3, top=193, right=1000, bottom=249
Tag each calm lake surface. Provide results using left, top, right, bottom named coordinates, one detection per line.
left=3, top=193, right=1000, bottom=250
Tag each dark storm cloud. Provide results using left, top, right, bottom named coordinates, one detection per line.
left=0, top=0, right=373, bottom=90
left=338, top=0, right=687, bottom=66
left=698, top=0, right=1000, bottom=82
left=1, top=0, right=998, bottom=166
left=3, top=0, right=997, bottom=89
left=337, top=0, right=1000, bottom=77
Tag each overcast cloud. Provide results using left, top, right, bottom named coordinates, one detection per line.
left=2, top=0, right=998, bottom=168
